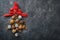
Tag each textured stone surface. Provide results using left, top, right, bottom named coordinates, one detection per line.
left=0, top=0, right=60, bottom=40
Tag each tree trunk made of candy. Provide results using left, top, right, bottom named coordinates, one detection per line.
left=3, top=2, right=28, bottom=37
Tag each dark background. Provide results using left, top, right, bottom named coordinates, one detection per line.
left=0, top=0, right=60, bottom=40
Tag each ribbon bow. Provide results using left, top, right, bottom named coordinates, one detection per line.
left=3, top=2, right=28, bottom=17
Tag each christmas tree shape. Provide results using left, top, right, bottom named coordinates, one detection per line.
left=3, top=2, right=28, bottom=37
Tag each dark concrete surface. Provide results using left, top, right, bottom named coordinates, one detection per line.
left=0, top=0, right=60, bottom=40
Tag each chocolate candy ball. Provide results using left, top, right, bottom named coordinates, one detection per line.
left=22, top=25, right=26, bottom=29
left=15, top=19, right=19, bottom=22
left=7, top=25, right=11, bottom=29
left=15, top=23, right=19, bottom=28
left=12, top=29, right=16, bottom=33
left=19, top=25, right=23, bottom=30
left=11, top=16, right=15, bottom=19
left=10, top=20, right=15, bottom=24
left=15, top=33, right=19, bottom=37
left=18, top=15, right=22, bottom=19
left=12, top=25, right=15, bottom=29
left=16, top=28, right=19, bottom=31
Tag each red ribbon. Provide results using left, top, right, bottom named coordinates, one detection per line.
left=3, top=2, right=28, bottom=17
